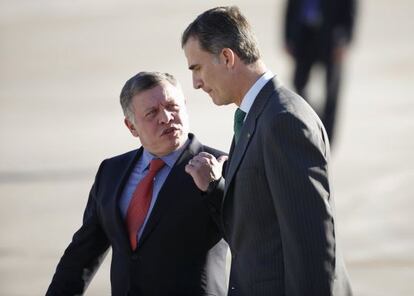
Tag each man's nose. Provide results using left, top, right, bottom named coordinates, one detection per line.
left=159, top=109, right=173, bottom=124
left=192, top=74, right=202, bottom=89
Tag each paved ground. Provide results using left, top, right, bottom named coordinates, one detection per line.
left=1, top=0, right=413, bottom=295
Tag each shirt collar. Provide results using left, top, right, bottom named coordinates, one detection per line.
left=239, top=70, right=274, bottom=117
left=140, top=138, right=189, bottom=173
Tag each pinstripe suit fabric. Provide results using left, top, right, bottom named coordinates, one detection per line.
left=211, top=77, right=352, bottom=296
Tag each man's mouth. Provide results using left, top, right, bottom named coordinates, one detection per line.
left=203, top=88, right=212, bottom=94
left=161, top=126, right=179, bottom=136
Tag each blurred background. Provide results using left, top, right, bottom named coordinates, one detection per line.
left=0, top=0, right=413, bottom=295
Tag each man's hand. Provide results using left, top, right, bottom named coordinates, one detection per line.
left=333, top=45, right=347, bottom=63
left=185, top=152, right=228, bottom=191
left=284, top=43, right=295, bottom=57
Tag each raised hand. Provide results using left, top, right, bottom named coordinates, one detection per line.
left=185, top=152, right=228, bottom=191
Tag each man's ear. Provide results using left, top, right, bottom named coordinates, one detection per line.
left=220, top=48, right=235, bottom=68
left=124, top=117, right=139, bottom=137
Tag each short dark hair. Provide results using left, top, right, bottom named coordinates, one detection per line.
left=120, top=71, right=177, bottom=120
left=181, top=6, right=260, bottom=64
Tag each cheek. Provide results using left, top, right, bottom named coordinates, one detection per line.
left=204, top=69, right=212, bottom=82
left=176, top=109, right=188, bottom=122
left=138, top=122, right=158, bottom=137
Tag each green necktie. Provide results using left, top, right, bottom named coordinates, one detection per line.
left=234, top=108, right=247, bottom=143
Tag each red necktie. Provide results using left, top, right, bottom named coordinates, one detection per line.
left=126, top=158, right=165, bottom=250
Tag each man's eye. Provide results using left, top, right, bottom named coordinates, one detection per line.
left=146, top=110, right=156, bottom=117
left=168, top=105, right=179, bottom=111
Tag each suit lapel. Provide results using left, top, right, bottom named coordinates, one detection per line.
left=138, top=134, right=202, bottom=247
left=224, top=78, right=278, bottom=196
left=110, top=148, right=143, bottom=253
left=224, top=138, right=236, bottom=179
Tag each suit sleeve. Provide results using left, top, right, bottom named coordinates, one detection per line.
left=204, top=177, right=225, bottom=222
left=263, top=112, right=335, bottom=295
left=46, top=161, right=110, bottom=295
left=203, top=147, right=227, bottom=230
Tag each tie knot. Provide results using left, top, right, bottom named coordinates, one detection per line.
left=149, top=158, right=165, bottom=173
left=234, top=108, right=247, bottom=125
left=234, top=108, right=247, bottom=143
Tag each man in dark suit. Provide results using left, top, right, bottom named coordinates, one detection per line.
left=284, top=0, right=357, bottom=144
left=46, top=72, right=228, bottom=296
left=182, top=6, right=352, bottom=296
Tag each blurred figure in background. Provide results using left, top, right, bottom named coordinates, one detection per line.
left=284, top=0, right=357, bottom=144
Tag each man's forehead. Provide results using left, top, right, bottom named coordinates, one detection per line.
left=184, top=37, right=202, bottom=59
left=162, top=82, right=185, bottom=101
left=132, top=81, right=185, bottom=106
left=141, top=85, right=185, bottom=109
left=185, top=38, right=217, bottom=67
left=185, top=36, right=202, bottom=49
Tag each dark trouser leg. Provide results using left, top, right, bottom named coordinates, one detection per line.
left=293, top=55, right=314, bottom=100
left=323, top=57, right=342, bottom=144
left=292, top=26, right=317, bottom=101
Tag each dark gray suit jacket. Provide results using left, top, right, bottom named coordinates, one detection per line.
left=210, top=77, right=352, bottom=295
left=46, top=134, right=228, bottom=296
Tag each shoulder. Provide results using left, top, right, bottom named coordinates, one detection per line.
left=202, top=145, right=227, bottom=158
left=258, top=84, right=327, bottom=144
left=104, top=148, right=138, bottom=165
left=97, top=148, right=139, bottom=175
left=188, top=133, right=227, bottom=158
left=264, top=83, right=320, bottom=126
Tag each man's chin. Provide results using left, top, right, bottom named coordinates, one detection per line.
left=165, top=131, right=187, bottom=146
left=208, top=93, right=217, bottom=103
left=210, top=95, right=229, bottom=106
left=154, top=133, right=188, bottom=157
left=159, top=140, right=185, bottom=156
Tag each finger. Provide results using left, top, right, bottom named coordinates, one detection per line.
left=217, top=155, right=228, bottom=164
left=198, top=152, right=215, bottom=159
left=185, top=163, right=195, bottom=174
left=193, top=155, right=210, bottom=164
left=188, top=159, right=207, bottom=172
left=187, top=158, right=198, bottom=166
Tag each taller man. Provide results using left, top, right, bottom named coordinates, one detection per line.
left=182, top=6, right=352, bottom=296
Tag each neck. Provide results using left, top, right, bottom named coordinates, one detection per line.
left=233, top=60, right=267, bottom=106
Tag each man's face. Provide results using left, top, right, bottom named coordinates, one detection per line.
left=125, top=82, right=189, bottom=157
left=183, top=37, right=234, bottom=106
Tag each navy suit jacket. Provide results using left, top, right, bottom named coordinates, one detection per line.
left=46, top=134, right=228, bottom=296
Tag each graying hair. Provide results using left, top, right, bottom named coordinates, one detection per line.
left=120, top=71, right=178, bottom=122
left=181, top=6, right=260, bottom=64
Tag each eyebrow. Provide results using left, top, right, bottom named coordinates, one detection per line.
left=144, top=106, right=157, bottom=113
